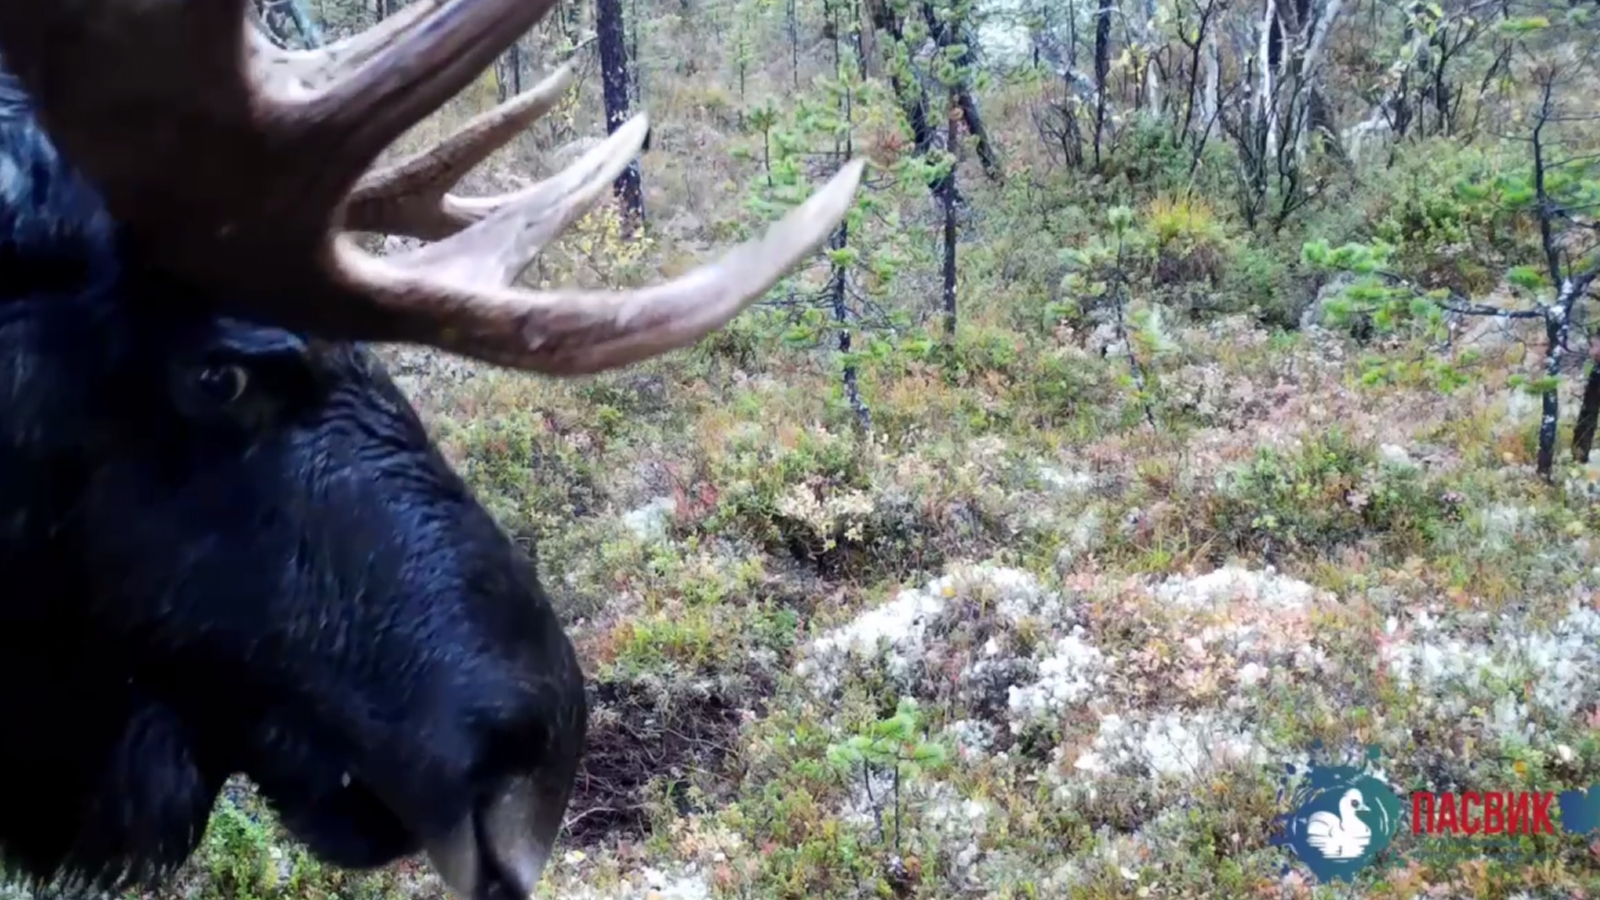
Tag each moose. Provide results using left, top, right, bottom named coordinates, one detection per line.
left=0, top=1, right=862, bottom=898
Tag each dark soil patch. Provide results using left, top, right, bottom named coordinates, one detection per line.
left=563, top=677, right=745, bottom=845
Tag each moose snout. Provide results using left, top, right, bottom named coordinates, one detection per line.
left=422, top=775, right=569, bottom=900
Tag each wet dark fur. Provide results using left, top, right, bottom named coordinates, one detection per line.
left=0, top=71, right=587, bottom=891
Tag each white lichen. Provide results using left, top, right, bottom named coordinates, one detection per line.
left=1382, top=602, right=1600, bottom=732
left=796, top=563, right=1070, bottom=696
left=1152, top=565, right=1321, bottom=611
left=1378, top=443, right=1417, bottom=470
left=1035, top=464, right=1097, bottom=497
left=1066, top=711, right=1266, bottom=783
left=1006, top=630, right=1108, bottom=726
left=621, top=496, right=677, bottom=544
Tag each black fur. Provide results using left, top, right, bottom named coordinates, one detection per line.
left=0, top=69, right=587, bottom=893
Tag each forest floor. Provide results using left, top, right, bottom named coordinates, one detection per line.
left=174, top=301, right=1600, bottom=900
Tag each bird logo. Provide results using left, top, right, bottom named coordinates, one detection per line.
left=1305, top=788, right=1374, bottom=860
left=1272, top=745, right=1402, bottom=884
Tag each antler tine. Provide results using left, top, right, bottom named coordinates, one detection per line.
left=340, top=157, right=868, bottom=374
left=0, top=0, right=868, bottom=376
left=343, top=64, right=577, bottom=241
left=0, top=0, right=564, bottom=295
left=249, top=1, right=443, bottom=98
left=302, top=0, right=569, bottom=172
left=247, top=3, right=575, bottom=242
left=388, top=113, right=654, bottom=286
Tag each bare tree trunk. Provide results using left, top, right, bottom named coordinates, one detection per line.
left=823, top=0, right=870, bottom=431
left=1177, top=0, right=1218, bottom=137
left=1093, top=0, right=1115, bottom=168
left=919, top=1, right=1003, bottom=180
left=1202, top=34, right=1220, bottom=129
left=1538, top=298, right=1569, bottom=481
left=1533, top=78, right=1578, bottom=480
left=1574, top=339, right=1600, bottom=464
left=1289, top=0, right=1344, bottom=160
left=498, top=39, right=524, bottom=101
left=1257, top=0, right=1278, bottom=161
left=1138, top=0, right=1162, bottom=115
left=831, top=223, right=871, bottom=432
left=284, top=0, right=322, bottom=45
left=941, top=101, right=959, bottom=341
left=597, top=0, right=644, bottom=230
left=1391, top=11, right=1419, bottom=144
left=875, top=6, right=961, bottom=202
left=629, top=0, right=642, bottom=106
left=787, top=0, right=800, bottom=90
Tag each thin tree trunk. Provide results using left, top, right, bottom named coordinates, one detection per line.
left=826, top=0, right=869, bottom=431
left=919, top=1, right=1002, bottom=180
left=1258, top=0, right=1278, bottom=161
left=1138, top=0, right=1162, bottom=115
left=1202, top=34, right=1220, bottom=130
left=941, top=101, right=959, bottom=341
left=788, top=0, right=800, bottom=90
left=1178, top=0, right=1215, bottom=137
left=1531, top=74, right=1597, bottom=480
left=498, top=40, right=524, bottom=102
left=1538, top=303, right=1565, bottom=482
left=1290, top=0, right=1344, bottom=160
left=254, top=0, right=322, bottom=48
left=832, top=220, right=870, bottom=432
left=597, top=0, right=644, bottom=230
left=1093, top=0, right=1115, bottom=168
left=1574, top=340, right=1600, bottom=464
left=628, top=0, right=643, bottom=106
left=876, top=8, right=960, bottom=202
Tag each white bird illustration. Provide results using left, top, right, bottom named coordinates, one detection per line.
left=1304, top=788, right=1373, bottom=860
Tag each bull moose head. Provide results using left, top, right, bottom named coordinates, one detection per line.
left=0, top=1, right=862, bottom=898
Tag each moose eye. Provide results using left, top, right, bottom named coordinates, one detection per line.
left=193, top=363, right=249, bottom=406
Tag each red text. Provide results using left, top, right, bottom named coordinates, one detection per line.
left=1410, top=791, right=1557, bottom=835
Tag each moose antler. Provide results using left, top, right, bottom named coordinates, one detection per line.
left=248, top=2, right=444, bottom=98
left=0, top=0, right=863, bottom=375
left=341, top=65, right=581, bottom=241
left=249, top=6, right=569, bottom=240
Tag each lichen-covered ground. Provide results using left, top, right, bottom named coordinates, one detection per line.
left=157, top=299, right=1600, bottom=900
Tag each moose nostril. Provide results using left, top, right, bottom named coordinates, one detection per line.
left=421, top=775, right=562, bottom=900
left=422, top=816, right=481, bottom=900
left=476, top=871, right=536, bottom=900
left=475, top=778, right=555, bottom=899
